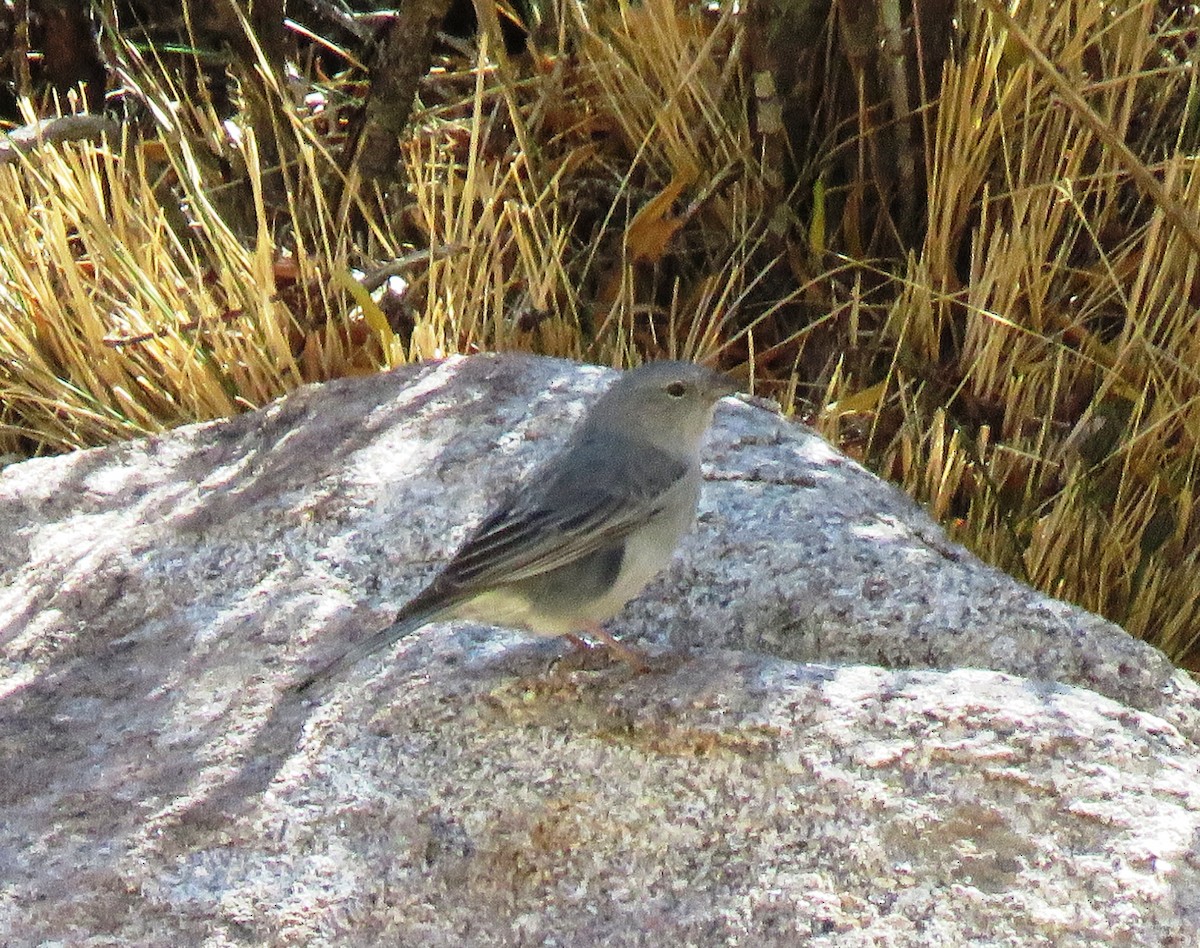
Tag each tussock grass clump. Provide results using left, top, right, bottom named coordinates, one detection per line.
left=826, top=0, right=1200, bottom=662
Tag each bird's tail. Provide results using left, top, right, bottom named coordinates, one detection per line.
left=291, top=604, right=448, bottom=697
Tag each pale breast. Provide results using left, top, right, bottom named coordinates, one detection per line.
left=576, top=466, right=701, bottom=624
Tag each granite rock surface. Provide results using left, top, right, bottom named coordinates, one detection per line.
left=2, top=354, right=1198, bottom=946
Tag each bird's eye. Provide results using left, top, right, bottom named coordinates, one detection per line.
left=665, top=380, right=688, bottom=398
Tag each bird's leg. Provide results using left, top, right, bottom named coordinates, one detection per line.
left=576, top=623, right=651, bottom=673
left=564, top=632, right=597, bottom=654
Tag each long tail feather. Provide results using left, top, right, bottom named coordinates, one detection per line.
left=292, top=606, right=447, bottom=696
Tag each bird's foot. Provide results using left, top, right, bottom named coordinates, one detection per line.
left=566, top=625, right=652, bottom=674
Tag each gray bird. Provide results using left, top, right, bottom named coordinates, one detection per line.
left=295, top=360, right=735, bottom=694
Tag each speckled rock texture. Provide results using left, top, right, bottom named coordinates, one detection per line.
left=2, top=353, right=1199, bottom=946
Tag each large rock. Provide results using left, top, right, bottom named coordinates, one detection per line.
left=2, top=353, right=1199, bottom=945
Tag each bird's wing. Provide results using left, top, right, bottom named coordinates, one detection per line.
left=433, top=437, right=689, bottom=593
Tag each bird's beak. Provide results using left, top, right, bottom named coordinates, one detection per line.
left=710, top=373, right=739, bottom=400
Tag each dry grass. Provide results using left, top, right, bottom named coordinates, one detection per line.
left=2, top=0, right=1200, bottom=665
left=829, top=0, right=1200, bottom=663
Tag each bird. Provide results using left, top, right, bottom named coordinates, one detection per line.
left=294, top=360, right=735, bottom=694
